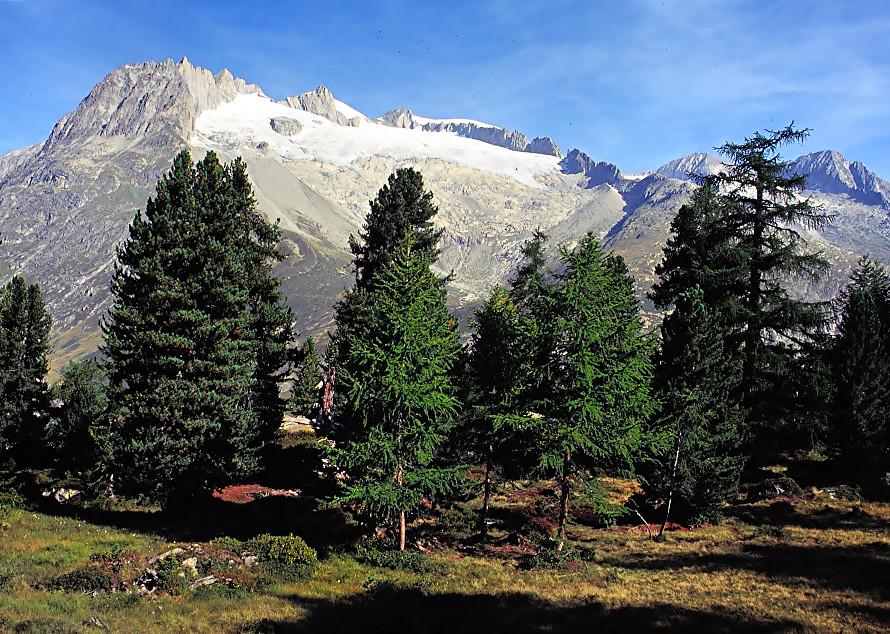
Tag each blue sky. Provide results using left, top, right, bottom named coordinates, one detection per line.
left=2, top=0, right=889, bottom=176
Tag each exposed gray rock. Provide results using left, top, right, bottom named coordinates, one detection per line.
left=526, top=137, right=562, bottom=158
left=791, top=150, right=890, bottom=208
left=280, top=85, right=362, bottom=127
left=269, top=117, right=303, bottom=137
left=561, top=149, right=623, bottom=186
left=40, top=57, right=262, bottom=155
left=377, top=108, right=418, bottom=129
left=655, top=152, right=723, bottom=182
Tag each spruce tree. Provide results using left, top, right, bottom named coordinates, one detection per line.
left=651, top=125, right=833, bottom=447
left=0, top=276, right=52, bottom=470
left=332, top=235, right=462, bottom=550
left=466, top=286, right=526, bottom=538
left=101, top=150, right=293, bottom=506
left=830, top=257, right=890, bottom=470
left=47, top=359, right=108, bottom=477
left=647, top=288, right=746, bottom=530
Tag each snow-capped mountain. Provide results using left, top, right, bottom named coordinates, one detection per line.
left=0, top=58, right=888, bottom=368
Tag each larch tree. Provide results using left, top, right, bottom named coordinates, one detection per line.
left=513, top=233, right=655, bottom=548
left=651, top=125, right=833, bottom=448
left=332, top=235, right=462, bottom=551
left=101, top=150, right=293, bottom=506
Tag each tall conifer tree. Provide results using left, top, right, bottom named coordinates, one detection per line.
left=0, top=276, right=52, bottom=470
left=102, top=150, right=292, bottom=505
left=333, top=235, right=462, bottom=551
left=830, top=257, right=890, bottom=469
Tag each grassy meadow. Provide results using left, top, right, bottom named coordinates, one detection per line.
left=0, top=429, right=888, bottom=633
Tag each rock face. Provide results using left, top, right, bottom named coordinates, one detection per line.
left=654, top=152, right=723, bottom=182
left=280, top=85, right=363, bottom=127
left=561, top=149, right=623, bottom=186
left=269, top=117, right=302, bottom=137
left=791, top=150, right=890, bottom=209
left=377, top=108, right=562, bottom=157
left=2, top=58, right=890, bottom=370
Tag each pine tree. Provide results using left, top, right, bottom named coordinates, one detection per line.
left=516, top=233, right=655, bottom=547
left=47, top=359, right=108, bottom=477
left=101, top=150, right=293, bottom=506
left=647, top=288, right=746, bottom=530
left=330, top=167, right=447, bottom=439
left=290, top=336, right=323, bottom=419
left=830, top=257, right=890, bottom=469
left=0, top=276, right=52, bottom=470
left=651, top=125, right=833, bottom=448
left=713, top=125, right=833, bottom=424
left=466, top=286, right=526, bottom=538
left=332, top=235, right=462, bottom=550
left=347, top=167, right=442, bottom=289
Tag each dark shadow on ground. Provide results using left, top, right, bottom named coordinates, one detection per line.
left=236, top=589, right=808, bottom=633
left=594, top=541, right=890, bottom=598
left=727, top=499, right=889, bottom=532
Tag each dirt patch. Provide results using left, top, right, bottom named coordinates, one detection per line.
left=213, top=485, right=301, bottom=504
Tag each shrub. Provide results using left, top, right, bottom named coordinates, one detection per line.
left=245, top=534, right=317, bottom=580
left=155, top=555, right=187, bottom=596
left=46, top=566, right=114, bottom=594
left=353, top=542, right=436, bottom=573
left=745, top=476, right=804, bottom=502
left=754, top=524, right=789, bottom=538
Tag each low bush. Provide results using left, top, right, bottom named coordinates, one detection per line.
left=244, top=534, right=317, bottom=580
left=745, top=476, right=804, bottom=502
left=46, top=565, right=114, bottom=594
left=354, top=541, right=436, bottom=573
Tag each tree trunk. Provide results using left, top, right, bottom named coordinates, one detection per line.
left=399, top=508, right=406, bottom=551
left=557, top=454, right=570, bottom=551
left=480, top=443, right=494, bottom=540
left=659, top=429, right=684, bottom=539
left=743, top=182, right=765, bottom=402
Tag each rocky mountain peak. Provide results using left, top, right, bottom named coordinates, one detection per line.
left=654, top=153, right=723, bottom=183
left=561, top=149, right=623, bottom=187
left=791, top=150, right=890, bottom=208
left=39, top=58, right=263, bottom=154
left=279, top=85, right=363, bottom=127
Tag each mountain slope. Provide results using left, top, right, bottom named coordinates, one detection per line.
left=2, top=58, right=890, bottom=369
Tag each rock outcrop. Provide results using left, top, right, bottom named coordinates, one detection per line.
left=280, top=85, right=363, bottom=127
left=377, top=108, right=562, bottom=157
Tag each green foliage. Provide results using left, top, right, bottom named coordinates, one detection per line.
left=754, top=524, right=789, bottom=538
left=509, top=233, right=655, bottom=542
left=331, top=169, right=462, bottom=549
left=645, top=287, right=747, bottom=525
left=353, top=542, right=432, bottom=572
left=347, top=167, right=442, bottom=289
left=155, top=554, right=187, bottom=595
left=745, top=476, right=805, bottom=502
left=101, top=150, right=294, bottom=506
left=290, top=336, right=323, bottom=418
left=0, top=276, right=52, bottom=470
left=830, top=257, right=890, bottom=470
left=245, top=534, right=317, bottom=580
left=45, top=565, right=114, bottom=594
left=46, top=359, right=107, bottom=477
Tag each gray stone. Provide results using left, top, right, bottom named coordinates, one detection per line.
left=269, top=117, right=303, bottom=137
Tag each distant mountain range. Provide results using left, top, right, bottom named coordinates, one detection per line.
left=2, top=58, right=889, bottom=370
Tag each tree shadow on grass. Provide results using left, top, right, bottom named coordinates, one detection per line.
left=726, top=500, right=889, bottom=532
left=595, top=541, right=890, bottom=598
left=238, top=589, right=808, bottom=633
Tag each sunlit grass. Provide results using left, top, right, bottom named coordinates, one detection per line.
left=1, top=470, right=888, bottom=633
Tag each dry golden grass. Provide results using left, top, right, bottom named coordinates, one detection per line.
left=1, top=469, right=888, bottom=633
